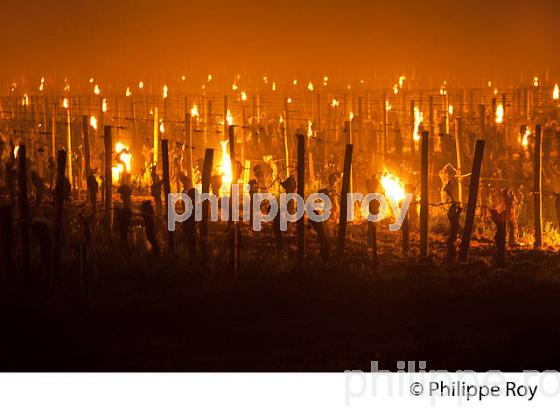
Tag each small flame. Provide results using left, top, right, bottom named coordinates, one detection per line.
left=331, top=99, right=339, bottom=107
left=553, top=84, right=559, bottom=100
left=94, top=84, right=100, bottom=95
left=63, top=98, right=69, bottom=109
left=392, top=84, right=399, bottom=94
left=207, top=74, right=213, bottom=82
left=349, top=112, right=354, bottom=121
left=241, top=91, right=247, bottom=101
left=163, top=85, right=168, bottom=99
left=293, top=79, right=298, bottom=86
left=286, top=97, right=293, bottom=104
left=22, top=94, right=29, bottom=107
left=190, top=104, right=199, bottom=117
left=89, top=77, right=94, bottom=84
left=102, top=98, right=108, bottom=113
left=263, top=76, right=268, bottom=84
left=89, top=116, right=98, bottom=130
left=307, top=121, right=313, bottom=138
left=493, top=87, right=498, bottom=96
left=307, top=82, right=314, bottom=91
left=385, top=100, right=392, bottom=112
left=126, top=87, right=132, bottom=97
left=138, top=81, right=144, bottom=89
left=448, top=105, right=454, bottom=115
left=279, top=115, right=284, bottom=124
left=533, top=77, right=539, bottom=87
left=272, top=82, right=276, bottom=91
left=398, top=75, right=406, bottom=89
left=159, top=121, right=165, bottom=134
left=495, top=103, right=504, bottom=124
left=413, top=106, right=424, bottom=142
left=181, top=75, right=186, bottom=81
left=219, top=140, right=233, bottom=191
left=14, top=145, right=19, bottom=158
left=39, top=77, right=45, bottom=92
left=521, top=127, right=530, bottom=147
left=381, top=173, right=406, bottom=204
left=226, top=109, right=233, bottom=126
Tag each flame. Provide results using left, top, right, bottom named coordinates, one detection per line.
left=89, top=116, right=98, bottom=130
left=163, top=85, right=168, bottom=99
left=533, top=77, right=539, bottom=87
left=190, top=104, right=199, bottom=117
left=64, top=81, right=70, bottom=92
left=14, top=145, right=19, bottom=158
left=241, top=91, right=247, bottom=101
left=307, top=82, right=314, bottom=91
left=94, top=84, right=100, bottom=95
left=323, top=76, right=329, bottom=82
left=22, top=94, right=29, bottom=107
left=392, top=84, right=399, bottom=94
left=286, top=97, right=293, bottom=104
left=293, top=79, right=298, bottom=85
left=126, top=87, right=132, bottom=97
left=138, top=81, right=144, bottom=89
left=381, top=173, right=406, bottom=204
left=39, top=77, right=45, bottom=92
left=207, top=74, right=213, bottom=82
left=232, top=83, right=238, bottom=91
left=279, top=115, right=284, bottom=124
left=495, top=102, right=504, bottom=124
left=448, top=105, right=454, bottom=115
left=226, top=109, right=234, bottom=126
left=385, top=100, right=392, bottom=112
left=63, top=98, right=69, bottom=109
left=181, top=75, right=186, bottom=81
left=349, top=112, right=354, bottom=121
left=159, top=121, right=165, bottom=134
left=112, top=164, right=125, bottom=185
left=521, top=127, right=530, bottom=147
left=115, top=142, right=132, bottom=173
left=89, top=78, right=94, bottom=84
left=307, top=121, right=313, bottom=138
left=413, top=105, right=424, bottom=141
left=102, top=98, right=108, bottom=113
left=399, top=75, right=406, bottom=88
left=263, top=76, right=268, bottom=84
left=493, top=88, right=498, bottom=96
left=219, top=140, right=233, bottom=194
left=272, top=82, right=276, bottom=91
left=553, top=84, right=559, bottom=100
left=487, top=81, right=492, bottom=88
left=331, top=99, right=339, bottom=107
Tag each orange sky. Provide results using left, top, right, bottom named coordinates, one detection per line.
left=2, top=0, right=559, bottom=86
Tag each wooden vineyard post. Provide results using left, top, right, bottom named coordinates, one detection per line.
left=297, top=134, right=306, bottom=267
left=410, top=100, right=415, bottom=154
left=229, top=125, right=238, bottom=277
left=161, top=139, right=173, bottom=253
left=52, top=150, right=67, bottom=283
left=382, top=92, right=388, bottom=155
left=459, top=139, right=485, bottom=261
left=337, top=144, right=354, bottom=256
left=534, top=125, right=543, bottom=249
left=82, top=115, right=91, bottom=178
left=185, top=112, right=193, bottom=188
left=17, top=145, right=30, bottom=283
left=104, top=126, right=112, bottom=231
left=455, top=116, right=463, bottom=205
left=200, top=148, right=214, bottom=265
left=420, top=131, right=429, bottom=258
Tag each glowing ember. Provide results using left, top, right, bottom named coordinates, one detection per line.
left=413, top=105, right=423, bottom=141
left=190, top=104, right=199, bottom=117
left=553, top=84, right=559, bottom=100
left=89, top=116, right=98, bottom=130
left=495, top=102, right=504, bottom=124
left=381, top=173, right=406, bottom=204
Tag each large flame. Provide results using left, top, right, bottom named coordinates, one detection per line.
left=413, top=105, right=423, bottom=141
left=219, top=140, right=233, bottom=195
left=89, top=116, right=98, bottom=130
left=495, top=103, right=504, bottom=124
left=381, top=173, right=406, bottom=204
left=112, top=142, right=132, bottom=185
left=553, top=84, right=559, bottom=100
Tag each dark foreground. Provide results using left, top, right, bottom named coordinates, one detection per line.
left=1, top=247, right=559, bottom=372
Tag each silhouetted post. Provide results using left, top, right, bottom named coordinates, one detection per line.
left=337, top=144, right=353, bottom=256
left=420, top=131, right=429, bottom=257
left=455, top=116, right=464, bottom=205
left=161, top=139, right=173, bottom=252
left=103, top=126, right=112, bottom=231
left=459, top=140, right=485, bottom=261
left=52, top=150, right=66, bottom=283
left=479, top=104, right=485, bottom=137
left=200, top=148, right=214, bottom=264
left=228, top=125, right=238, bottom=277
left=297, top=134, right=305, bottom=266
left=410, top=100, right=415, bottom=153
left=82, top=115, right=91, bottom=178
left=534, top=124, right=543, bottom=249
left=382, top=92, right=388, bottom=154
left=17, top=145, right=30, bottom=283
left=184, top=112, right=194, bottom=189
